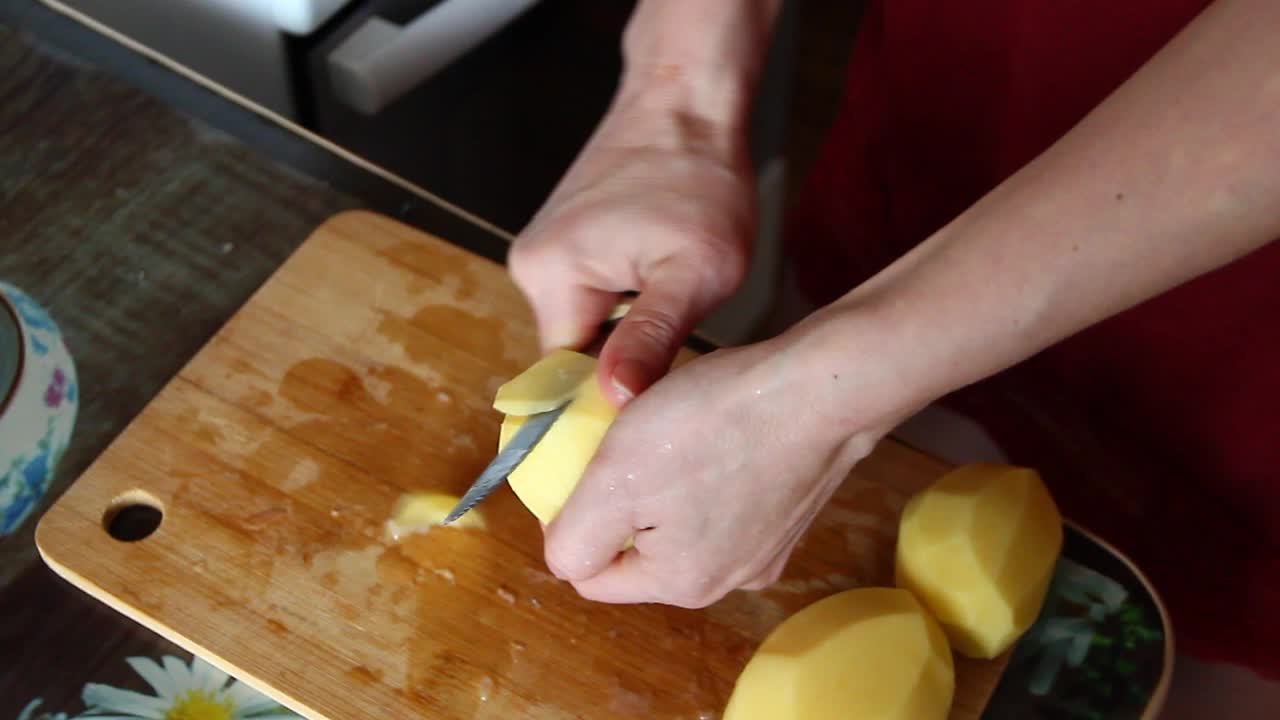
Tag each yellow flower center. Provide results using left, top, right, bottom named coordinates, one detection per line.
left=164, top=689, right=235, bottom=720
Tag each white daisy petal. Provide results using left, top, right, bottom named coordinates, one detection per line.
left=225, top=680, right=279, bottom=715
left=191, top=655, right=231, bottom=693
left=161, top=655, right=196, bottom=693
left=82, top=683, right=170, bottom=718
left=185, top=656, right=208, bottom=694
left=17, top=698, right=42, bottom=720
left=126, top=657, right=178, bottom=700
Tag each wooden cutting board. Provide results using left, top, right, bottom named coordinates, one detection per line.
left=36, top=211, right=1007, bottom=719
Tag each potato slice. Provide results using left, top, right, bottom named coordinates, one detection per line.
left=385, top=492, right=484, bottom=542
left=499, top=373, right=617, bottom=525
left=493, top=349, right=597, bottom=416
left=895, top=463, right=1063, bottom=659
left=723, top=587, right=954, bottom=720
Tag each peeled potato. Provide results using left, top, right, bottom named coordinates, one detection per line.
left=724, top=587, right=954, bottom=720
left=497, top=355, right=617, bottom=525
left=493, top=348, right=597, bottom=416
left=895, top=463, right=1063, bottom=659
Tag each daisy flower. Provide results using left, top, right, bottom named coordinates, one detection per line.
left=16, top=698, right=70, bottom=720
left=80, top=655, right=300, bottom=720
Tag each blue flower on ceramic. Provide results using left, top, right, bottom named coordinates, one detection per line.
left=0, top=281, right=78, bottom=536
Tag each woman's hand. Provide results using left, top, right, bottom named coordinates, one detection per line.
left=508, top=0, right=781, bottom=404
left=508, top=98, right=756, bottom=405
left=540, top=311, right=917, bottom=607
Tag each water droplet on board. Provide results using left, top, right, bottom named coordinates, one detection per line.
left=696, top=711, right=718, bottom=720
left=435, top=391, right=452, bottom=404
left=496, top=586, right=517, bottom=605
left=432, top=567, right=456, bottom=584
left=477, top=675, right=494, bottom=702
left=529, top=597, right=542, bottom=609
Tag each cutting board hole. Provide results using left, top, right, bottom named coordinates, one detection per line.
left=104, top=490, right=164, bottom=542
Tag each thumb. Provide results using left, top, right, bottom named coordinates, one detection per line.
left=597, top=263, right=709, bottom=406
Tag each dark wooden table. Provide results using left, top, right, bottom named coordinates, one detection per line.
left=0, top=20, right=362, bottom=716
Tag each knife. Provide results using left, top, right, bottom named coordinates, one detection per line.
left=441, top=301, right=631, bottom=525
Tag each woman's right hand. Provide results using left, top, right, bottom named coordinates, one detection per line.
left=507, top=89, right=757, bottom=406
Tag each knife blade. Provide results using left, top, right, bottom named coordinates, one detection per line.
left=442, top=403, right=565, bottom=525
left=441, top=298, right=634, bottom=525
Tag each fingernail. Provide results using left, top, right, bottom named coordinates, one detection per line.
left=610, top=359, right=648, bottom=401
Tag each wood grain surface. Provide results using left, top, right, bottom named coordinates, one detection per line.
left=37, top=211, right=1007, bottom=719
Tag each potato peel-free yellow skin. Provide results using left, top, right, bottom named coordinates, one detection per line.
left=493, top=349, right=597, bottom=416
left=723, top=587, right=954, bottom=720
left=895, top=463, right=1063, bottom=659
left=498, top=371, right=617, bottom=526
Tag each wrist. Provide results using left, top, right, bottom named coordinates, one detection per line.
left=772, top=300, right=944, bottom=443
left=616, top=62, right=752, bottom=135
left=607, top=0, right=780, bottom=160
left=602, top=73, right=749, bottom=164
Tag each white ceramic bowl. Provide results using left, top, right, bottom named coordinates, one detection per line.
left=0, top=282, right=78, bottom=535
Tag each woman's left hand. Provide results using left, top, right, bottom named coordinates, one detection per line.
left=541, top=312, right=913, bottom=607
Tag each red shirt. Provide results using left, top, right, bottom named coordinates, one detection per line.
left=787, top=0, right=1279, bottom=676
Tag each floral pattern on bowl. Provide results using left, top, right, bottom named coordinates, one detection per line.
left=0, top=281, right=78, bottom=535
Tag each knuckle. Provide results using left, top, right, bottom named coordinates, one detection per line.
left=622, top=307, right=683, bottom=349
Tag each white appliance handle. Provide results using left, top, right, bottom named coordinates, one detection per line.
left=271, top=0, right=351, bottom=35
left=327, top=0, right=543, bottom=115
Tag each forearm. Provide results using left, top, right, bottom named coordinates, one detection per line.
left=803, top=0, right=1280, bottom=423
left=602, top=0, right=783, bottom=157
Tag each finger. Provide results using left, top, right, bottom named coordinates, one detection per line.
left=597, top=262, right=711, bottom=405
left=531, top=281, right=619, bottom=353
left=569, top=548, right=661, bottom=604
left=543, top=461, right=636, bottom=583
left=508, top=247, right=618, bottom=352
